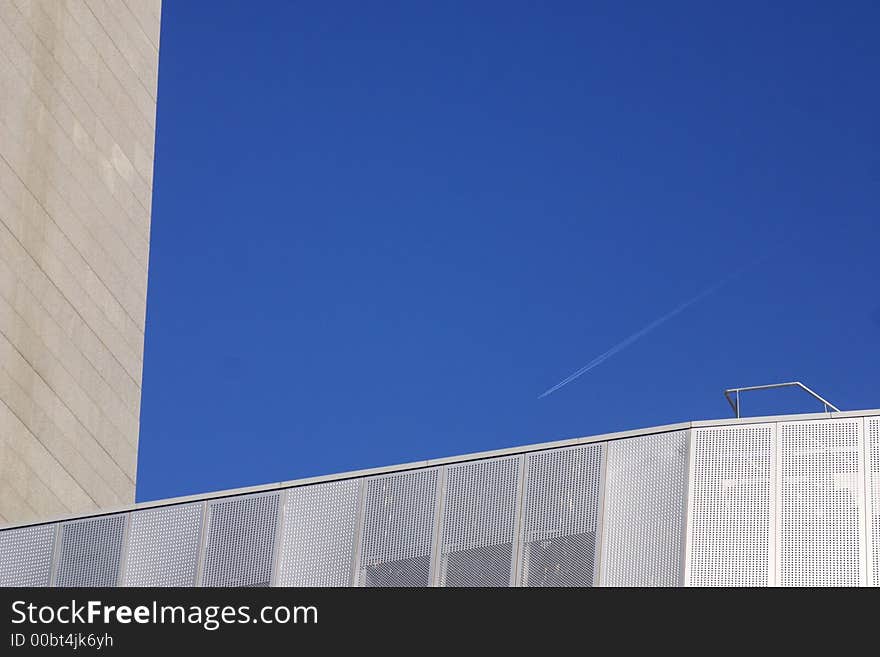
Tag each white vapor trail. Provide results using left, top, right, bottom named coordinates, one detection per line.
left=538, top=258, right=764, bottom=399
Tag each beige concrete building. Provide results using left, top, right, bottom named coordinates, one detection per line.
left=0, top=1, right=162, bottom=524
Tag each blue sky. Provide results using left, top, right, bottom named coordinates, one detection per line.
left=137, top=1, right=879, bottom=501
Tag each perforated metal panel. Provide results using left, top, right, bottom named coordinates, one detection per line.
left=4, top=414, right=879, bottom=588
left=0, top=524, right=56, bottom=586
left=868, top=418, right=880, bottom=587
left=277, top=480, right=360, bottom=586
left=601, top=431, right=689, bottom=586
left=122, top=503, right=203, bottom=587
left=688, top=424, right=774, bottom=586
left=358, top=468, right=438, bottom=587
left=778, top=419, right=865, bottom=587
left=439, top=456, right=520, bottom=587
left=202, top=493, right=279, bottom=587
left=56, top=515, right=126, bottom=587
left=520, top=444, right=603, bottom=587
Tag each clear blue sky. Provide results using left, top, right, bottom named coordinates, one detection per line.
left=137, top=0, right=880, bottom=502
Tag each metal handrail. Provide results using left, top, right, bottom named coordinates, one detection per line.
left=724, top=382, right=841, bottom=418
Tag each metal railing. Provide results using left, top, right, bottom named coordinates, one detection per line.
left=724, top=381, right=841, bottom=418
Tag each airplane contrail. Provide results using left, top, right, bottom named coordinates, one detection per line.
left=538, top=258, right=765, bottom=399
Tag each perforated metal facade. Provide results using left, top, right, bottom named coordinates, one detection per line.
left=202, top=493, right=279, bottom=587
left=277, top=480, right=360, bottom=586
left=358, top=469, right=438, bottom=587
left=0, top=524, right=55, bottom=586
left=868, top=418, right=880, bottom=587
left=601, top=431, right=688, bottom=586
left=520, top=444, right=603, bottom=587
left=56, top=515, right=126, bottom=587
left=122, top=503, right=203, bottom=587
left=778, top=419, right=865, bottom=587
left=439, top=456, right=520, bottom=586
left=687, top=424, right=774, bottom=586
left=3, top=411, right=880, bottom=588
